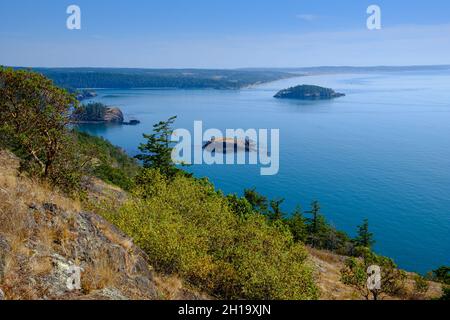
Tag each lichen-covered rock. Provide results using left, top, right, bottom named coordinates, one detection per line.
left=0, top=151, right=206, bottom=300
left=1, top=200, right=160, bottom=300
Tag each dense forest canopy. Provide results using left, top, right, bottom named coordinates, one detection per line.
left=274, top=85, right=345, bottom=100
left=13, top=67, right=294, bottom=90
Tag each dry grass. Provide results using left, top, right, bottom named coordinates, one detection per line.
left=30, top=256, right=53, bottom=276
left=81, top=251, right=119, bottom=294
left=0, top=149, right=167, bottom=300
left=307, top=247, right=443, bottom=300
left=0, top=150, right=80, bottom=299
left=154, top=274, right=185, bottom=300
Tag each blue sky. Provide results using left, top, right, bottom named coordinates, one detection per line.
left=1, top=0, right=450, bottom=68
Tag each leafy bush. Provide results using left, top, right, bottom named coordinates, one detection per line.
left=340, top=247, right=407, bottom=300
left=0, top=67, right=83, bottom=192
left=101, top=169, right=318, bottom=300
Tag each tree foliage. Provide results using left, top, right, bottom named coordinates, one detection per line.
left=340, top=248, right=407, bottom=300
left=355, top=218, right=375, bottom=249
left=135, top=116, right=180, bottom=177
left=0, top=67, right=82, bottom=191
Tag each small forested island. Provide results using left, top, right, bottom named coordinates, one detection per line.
left=203, top=137, right=256, bottom=153
left=274, top=85, right=345, bottom=100
left=72, top=102, right=140, bottom=125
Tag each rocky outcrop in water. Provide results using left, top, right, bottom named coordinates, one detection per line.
left=72, top=103, right=140, bottom=125
left=203, top=137, right=256, bottom=153
left=102, top=107, right=124, bottom=123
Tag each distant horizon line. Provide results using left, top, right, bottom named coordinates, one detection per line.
left=5, top=64, right=450, bottom=71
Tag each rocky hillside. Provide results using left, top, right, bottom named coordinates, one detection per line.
left=0, top=150, right=204, bottom=300
left=0, top=150, right=443, bottom=300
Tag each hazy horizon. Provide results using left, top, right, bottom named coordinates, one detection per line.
left=8, top=64, right=450, bottom=70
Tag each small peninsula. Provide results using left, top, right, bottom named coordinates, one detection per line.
left=274, top=85, right=345, bottom=100
left=72, top=102, right=140, bottom=125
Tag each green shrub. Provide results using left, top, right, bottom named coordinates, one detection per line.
left=74, top=131, right=140, bottom=190
left=0, top=67, right=83, bottom=193
left=102, top=169, right=318, bottom=300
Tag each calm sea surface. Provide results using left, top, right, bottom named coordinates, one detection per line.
left=79, top=71, right=450, bottom=273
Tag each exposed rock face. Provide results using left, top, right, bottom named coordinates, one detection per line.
left=0, top=201, right=158, bottom=300
left=103, top=107, right=124, bottom=123
left=0, top=149, right=206, bottom=300
left=274, top=85, right=345, bottom=100
left=72, top=103, right=124, bottom=124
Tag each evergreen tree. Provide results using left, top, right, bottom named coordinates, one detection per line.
left=355, top=219, right=375, bottom=249
left=268, top=198, right=285, bottom=222
left=135, top=116, right=179, bottom=177
left=306, top=201, right=322, bottom=235
left=244, top=188, right=269, bottom=214
left=432, top=266, right=450, bottom=285
left=287, top=206, right=308, bottom=243
left=305, top=201, right=329, bottom=248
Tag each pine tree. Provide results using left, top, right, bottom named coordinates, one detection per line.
left=244, top=188, right=269, bottom=214
left=288, top=206, right=308, bottom=242
left=355, top=219, right=375, bottom=249
left=305, top=201, right=327, bottom=247
left=268, top=198, right=285, bottom=221
left=306, top=201, right=322, bottom=235
left=136, top=116, right=179, bottom=176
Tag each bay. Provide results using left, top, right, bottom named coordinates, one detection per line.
left=78, top=71, right=450, bottom=273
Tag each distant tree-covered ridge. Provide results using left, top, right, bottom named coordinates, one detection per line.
left=13, top=67, right=295, bottom=90
left=274, top=85, right=345, bottom=100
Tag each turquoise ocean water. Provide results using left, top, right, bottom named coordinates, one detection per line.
left=78, top=71, right=450, bottom=273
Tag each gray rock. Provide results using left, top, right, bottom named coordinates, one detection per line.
left=0, top=235, right=10, bottom=282
left=0, top=288, right=5, bottom=300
